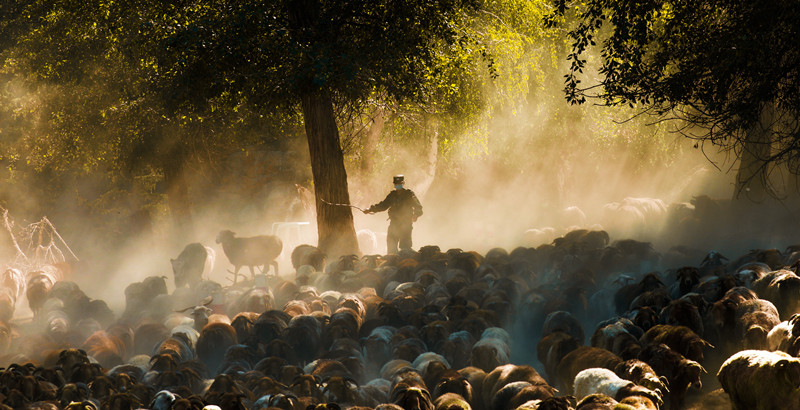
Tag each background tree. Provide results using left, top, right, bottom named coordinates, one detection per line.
left=2, top=0, right=489, bottom=257
left=549, top=0, right=800, bottom=201
left=141, top=0, right=486, bottom=256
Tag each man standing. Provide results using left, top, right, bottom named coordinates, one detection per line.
left=364, top=175, right=423, bottom=254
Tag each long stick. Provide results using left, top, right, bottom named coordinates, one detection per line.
left=320, top=198, right=367, bottom=213
left=2, top=209, right=28, bottom=263
left=43, top=217, right=79, bottom=262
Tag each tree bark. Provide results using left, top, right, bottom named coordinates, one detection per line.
left=301, top=89, right=360, bottom=258
left=733, top=103, right=774, bottom=202
left=162, top=146, right=194, bottom=241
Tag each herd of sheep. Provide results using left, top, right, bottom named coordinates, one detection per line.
left=0, top=198, right=800, bottom=409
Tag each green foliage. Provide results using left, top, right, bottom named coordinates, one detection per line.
left=550, top=0, right=800, bottom=171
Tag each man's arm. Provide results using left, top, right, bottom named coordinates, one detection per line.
left=367, top=192, right=394, bottom=213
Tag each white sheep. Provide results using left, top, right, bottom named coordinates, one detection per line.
left=574, top=368, right=662, bottom=407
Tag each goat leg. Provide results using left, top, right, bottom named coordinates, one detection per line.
left=229, top=266, right=242, bottom=285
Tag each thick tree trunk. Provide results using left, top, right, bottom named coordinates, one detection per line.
left=734, top=104, right=774, bottom=202
left=301, top=89, right=360, bottom=258
left=162, top=147, right=194, bottom=241
left=288, top=0, right=358, bottom=257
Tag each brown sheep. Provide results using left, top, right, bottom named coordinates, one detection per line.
left=753, top=269, right=800, bottom=319
left=707, top=287, right=758, bottom=349
left=613, top=359, right=669, bottom=399
left=590, top=321, right=641, bottom=361
left=171, top=243, right=213, bottom=289
left=228, top=287, right=275, bottom=316
left=718, top=349, right=800, bottom=410
left=576, top=393, right=619, bottom=409
left=659, top=299, right=703, bottom=337
left=481, top=364, right=555, bottom=410
left=227, top=313, right=256, bottom=346
left=26, top=273, right=56, bottom=316
left=555, top=346, right=623, bottom=394
left=154, top=333, right=195, bottom=362
left=322, top=376, right=363, bottom=406
left=103, top=392, right=143, bottom=410
left=638, top=343, right=704, bottom=410
left=734, top=298, right=781, bottom=350
left=433, top=392, right=470, bottom=410
left=81, top=331, right=126, bottom=369
left=538, top=331, right=580, bottom=381
left=216, top=229, right=283, bottom=283
left=431, top=369, right=473, bottom=403
left=639, top=324, right=712, bottom=363
left=391, top=372, right=434, bottom=410
left=196, top=322, right=238, bottom=373
left=291, top=244, right=326, bottom=271
left=285, top=314, right=323, bottom=365
left=542, top=311, right=585, bottom=344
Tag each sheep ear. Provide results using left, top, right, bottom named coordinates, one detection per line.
left=701, top=339, right=715, bottom=349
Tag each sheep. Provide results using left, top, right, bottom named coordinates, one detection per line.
left=613, top=359, right=668, bottom=400
left=556, top=346, right=623, bottom=394
left=542, top=311, right=584, bottom=344
left=196, top=322, right=238, bottom=374
left=216, top=230, right=283, bottom=284
left=573, top=368, right=662, bottom=407
left=752, top=269, right=800, bottom=319
left=538, top=331, right=580, bottom=381
left=469, top=328, right=511, bottom=372
left=638, top=343, right=704, bottom=410
left=717, top=349, right=800, bottom=410
left=171, top=243, right=215, bottom=289
left=292, top=244, right=326, bottom=272
left=734, top=298, right=781, bottom=350
left=433, top=392, right=471, bottom=410
left=639, top=324, right=713, bottom=363
left=26, top=273, right=56, bottom=316
left=480, top=364, right=555, bottom=410
left=590, top=319, right=642, bottom=360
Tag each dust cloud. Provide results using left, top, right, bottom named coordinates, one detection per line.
left=2, top=44, right=800, bottom=320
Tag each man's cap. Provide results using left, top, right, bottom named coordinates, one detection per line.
left=393, top=175, right=405, bottom=184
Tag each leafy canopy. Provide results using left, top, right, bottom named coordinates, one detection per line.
left=549, top=0, right=800, bottom=171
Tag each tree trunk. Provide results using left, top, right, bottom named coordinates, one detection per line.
left=162, top=147, right=194, bottom=241
left=733, top=103, right=774, bottom=202
left=301, top=89, right=360, bottom=258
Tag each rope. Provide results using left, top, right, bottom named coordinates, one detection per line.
left=319, top=198, right=368, bottom=213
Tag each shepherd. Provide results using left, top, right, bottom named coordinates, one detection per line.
left=363, top=175, right=423, bottom=254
